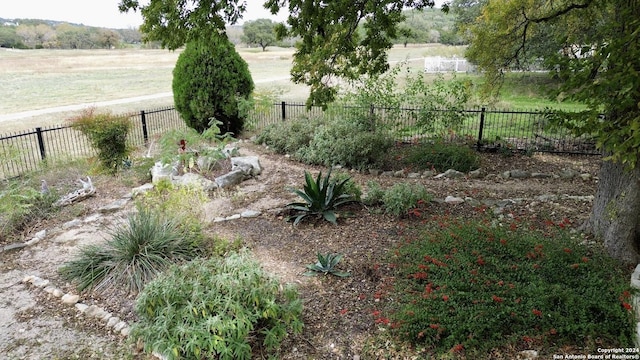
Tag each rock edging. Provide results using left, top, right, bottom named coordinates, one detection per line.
left=21, top=275, right=131, bottom=337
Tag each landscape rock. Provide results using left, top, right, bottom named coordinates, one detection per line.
left=558, top=169, right=579, bottom=179
left=215, top=169, right=246, bottom=188
left=468, top=169, right=483, bottom=179
left=368, top=169, right=381, bottom=176
left=113, top=321, right=128, bottom=333
left=34, top=229, right=47, bottom=240
left=225, top=214, right=242, bottom=221
left=509, top=169, right=531, bottom=179
left=106, top=316, right=120, bottom=328
left=580, top=173, right=592, bottom=181
left=393, top=170, right=406, bottom=178
left=62, top=219, right=82, bottom=229
left=131, top=183, right=154, bottom=198
left=531, top=172, right=552, bottom=178
left=32, top=277, right=49, bottom=288
left=407, top=172, right=421, bottom=179
left=436, top=169, right=464, bottom=179
left=173, top=173, right=217, bottom=192
left=445, top=196, right=465, bottom=205
left=61, top=294, right=80, bottom=305
left=501, top=171, right=511, bottom=179
left=3, top=243, right=27, bottom=253
left=99, top=199, right=129, bottom=214
left=52, top=289, right=64, bottom=297
left=75, top=303, right=89, bottom=313
left=381, top=171, right=394, bottom=177
left=240, top=210, right=261, bottom=218
left=421, top=170, right=436, bottom=178
left=232, top=156, right=262, bottom=176
left=120, top=327, right=131, bottom=337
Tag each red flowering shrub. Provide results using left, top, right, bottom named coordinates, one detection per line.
left=384, top=216, right=635, bottom=357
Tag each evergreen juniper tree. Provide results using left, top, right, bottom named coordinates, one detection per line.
left=172, top=35, right=254, bottom=135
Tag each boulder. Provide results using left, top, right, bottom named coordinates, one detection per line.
left=231, top=156, right=262, bottom=176
left=173, top=173, right=217, bottom=192
left=215, top=170, right=246, bottom=188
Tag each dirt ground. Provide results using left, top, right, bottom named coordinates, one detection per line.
left=0, top=140, right=601, bottom=359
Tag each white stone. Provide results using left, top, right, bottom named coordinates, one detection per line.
left=25, top=237, right=41, bottom=246
left=213, top=217, right=226, bottom=223
left=445, top=196, right=465, bottom=205
left=22, top=275, right=35, bottom=283
left=173, top=173, right=217, bottom=192
left=102, top=312, right=113, bottom=321
left=225, top=214, right=241, bottom=221
left=120, top=326, right=131, bottom=337
left=106, top=316, right=120, bottom=328
left=62, top=219, right=82, bottom=229
left=43, top=286, right=55, bottom=294
left=32, top=278, right=49, bottom=288
left=52, top=289, right=64, bottom=297
left=114, top=321, right=128, bottom=332
left=240, top=210, right=261, bottom=218
left=75, top=303, right=89, bottom=313
left=84, top=305, right=101, bottom=317
left=61, top=294, right=80, bottom=305
left=215, top=170, right=246, bottom=188
left=34, top=229, right=47, bottom=240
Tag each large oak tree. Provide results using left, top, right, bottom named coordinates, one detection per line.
left=465, top=0, right=640, bottom=264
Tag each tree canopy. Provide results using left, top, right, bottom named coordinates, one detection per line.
left=465, top=0, right=640, bottom=168
left=242, top=18, right=277, bottom=51
left=119, top=0, right=440, bottom=106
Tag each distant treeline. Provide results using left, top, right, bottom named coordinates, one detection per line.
left=0, top=8, right=463, bottom=50
left=0, top=18, right=150, bottom=49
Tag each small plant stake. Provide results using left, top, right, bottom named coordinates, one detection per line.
left=304, top=253, right=351, bottom=277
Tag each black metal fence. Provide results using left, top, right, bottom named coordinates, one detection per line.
left=0, top=102, right=599, bottom=180
left=249, top=101, right=599, bottom=155
left=0, top=107, right=186, bottom=180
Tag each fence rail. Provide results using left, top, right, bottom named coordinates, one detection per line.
left=0, top=102, right=599, bottom=180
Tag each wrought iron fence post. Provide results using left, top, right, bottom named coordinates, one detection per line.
left=35, top=127, right=46, bottom=160
left=140, top=110, right=149, bottom=145
left=281, top=101, right=286, bottom=121
left=477, top=107, right=486, bottom=150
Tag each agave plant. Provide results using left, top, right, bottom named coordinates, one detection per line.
left=286, top=169, right=354, bottom=225
left=304, top=253, right=351, bottom=277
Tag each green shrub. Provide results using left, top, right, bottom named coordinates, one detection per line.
left=71, top=108, right=131, bottom=174
left=382, top=183, right=431, bottom=217
left=363, top=180, right=385, bottom=206
left=286, top=169, right=354, bottom=225
left=173, top=37, right=254, bottom=136
left=255, top=117, right=320, bottom=155
left=396, top=139, right=480, bottom=173
left=131, top=252, right=304, bottom=360
left=385, top=217, right=635, bottom=356
left=297, top=118, right=394, bottom=170
left=59, top=207, right=202, bottom=295
left=0, top=179, right=58, bottom=239
left=135, top=182, right=208, bottom=244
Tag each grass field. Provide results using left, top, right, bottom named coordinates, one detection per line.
left=0, top=44, right=579, bottom=134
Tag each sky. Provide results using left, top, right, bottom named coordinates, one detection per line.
left=0, top=0, right=289, bottom=29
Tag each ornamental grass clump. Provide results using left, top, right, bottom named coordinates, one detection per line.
left=385, top=216, right=635, bottom=357
left=131, top=252, right=303, bottom=360
left=59, top=207, right=202, bottom=295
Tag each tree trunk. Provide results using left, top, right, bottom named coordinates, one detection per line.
left=585, top=159, right=640, bottom=264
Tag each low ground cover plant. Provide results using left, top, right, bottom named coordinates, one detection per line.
left=390, top=139, right=480, bottom=173
left=381, top=215, right=635, bottom=357
left=364, top=181, right=432, bottom=217
left=131, top=252, right=303, bottom=360
left=304, top=252, right=351, bottom=277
